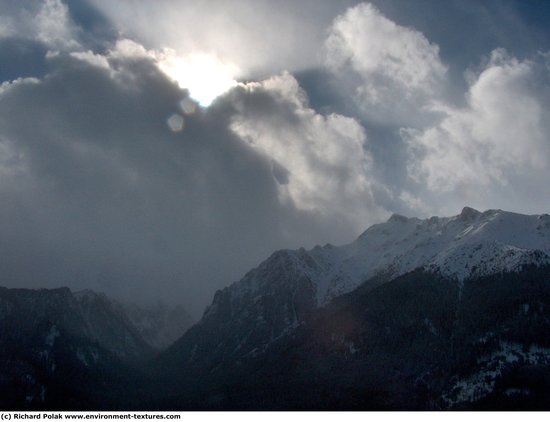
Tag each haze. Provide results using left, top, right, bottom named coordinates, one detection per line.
left=1, top=0, right=550, bottom=316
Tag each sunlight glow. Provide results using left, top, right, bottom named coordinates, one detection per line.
left=158, top=52, right=239, bottom=107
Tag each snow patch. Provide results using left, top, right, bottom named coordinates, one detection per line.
left=443, top=341, right=550, bottom=407
left=308, top=208, right=550, bottom=305
left=45, top=325, right=60, bottom=347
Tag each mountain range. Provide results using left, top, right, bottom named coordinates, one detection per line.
left=1, top=207, right=549, bottom=410
left=0, top=287, right=193, bottom=409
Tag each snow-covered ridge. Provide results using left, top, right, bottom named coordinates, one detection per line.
left=207, top=207, right=550, bottom=315
left=311, top=207, right=550, bottom=303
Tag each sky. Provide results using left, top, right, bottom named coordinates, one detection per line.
left=1, top=0, right=550, bottom=316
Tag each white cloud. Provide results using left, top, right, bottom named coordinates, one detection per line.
left=230, top=72, right=387, bottom=229
left=34, top=0, right=79, bottom=50
left=0, top=0, right=80, bottom=51
left=0, top=76, right=40, bottom=95
left=4, top=0, right=548, bottom=315
left=0, top=16, right=15, bottom=39
left=404, top=49, right=550, bottom=213
left=406, top=49, right=547, bottom=190
left=0, top=136, right=28, bottom=181
left=321, top=2, right=550, bottom=218
left=70, top=51, right=110, bottom=69
left=67, top=38, right=389, bottom=229
left=0, top=50, right=390, bottom=315
left=398, top=191, right=430, bottom=215
left=108, top=38, right=150, bottom=59
left=91, top=0, right=360, bottom=80
left=65, top=38, right=238, bottom=106
left=324, top=2, right=447, bottom=125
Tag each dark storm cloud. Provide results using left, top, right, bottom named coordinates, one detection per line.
left=0, top=50, right=384, bottom=316
left=2, top=0, right=550, bottom=315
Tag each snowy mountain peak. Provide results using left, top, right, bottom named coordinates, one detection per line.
left=162, top=207, right=550, bottom=391
left=457, top=206, right=482, bottom=221
left=203, top=208, right=550, bottom=330
left=387, top=213, right=411, bottom=223
left=343, top=208, right=550, bottom=295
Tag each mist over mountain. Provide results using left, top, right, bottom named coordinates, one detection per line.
left=0, top=287, right=192, bottom=409
left=119, top=300, right=194, bottom=350
left=150, top=207, right=550, bottom=409
left=1, top=207, right=548, bottom=410
left=2, top=0, right=550, bottom=412
left=2, top=0, right=550, bottom=318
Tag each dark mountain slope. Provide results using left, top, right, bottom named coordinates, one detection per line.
left=152, top=265, right=550, bottom=410
left=0, top=287, right=152, bottom=409
left=2, top=208, right=549, bottom=410
left=153, top=208, right=550, bottom=399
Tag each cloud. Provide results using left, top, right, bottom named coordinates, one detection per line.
left=320, top=4, right=550, bottom=218
left=324, top=2, right=447, bottom=125
left=34, top=0, right=80, bottom=50
left=90, top=0, right=360, bottom=80
left=0, top=0, right=80, bottom=50
left=229, top=72, right=386, bottom=228
left=0, top=15, right=15, bottom=39
left=404, top=49, right=550, bottom=214
left=2, top=0, right=549, bottom=317
left=0, top=45, right=387, bottom=316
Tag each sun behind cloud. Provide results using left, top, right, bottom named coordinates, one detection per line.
left=157, top=50, right=239, bottom=106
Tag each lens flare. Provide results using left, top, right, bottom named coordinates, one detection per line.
left=167, top=113, right=184, bottom=132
